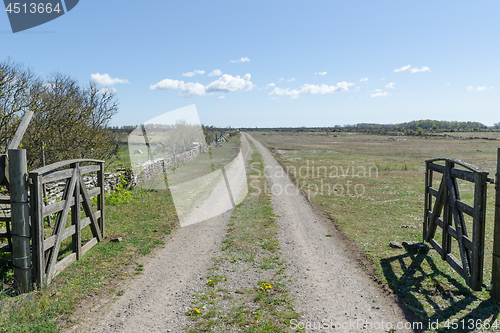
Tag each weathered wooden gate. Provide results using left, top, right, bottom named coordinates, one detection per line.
left=29, top=159, right=105, bottom=285
left=423, top=158, right=489, bottom=290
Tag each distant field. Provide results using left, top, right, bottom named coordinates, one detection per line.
left=251, top=130, right=500, bottom=332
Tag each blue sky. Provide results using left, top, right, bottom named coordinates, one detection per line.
left=1, top=0, right=499, bottom=127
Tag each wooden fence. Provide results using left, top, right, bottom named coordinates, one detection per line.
left=423, top=158, right=492, bottom=290
left=29, top=159, right=105, bottom=285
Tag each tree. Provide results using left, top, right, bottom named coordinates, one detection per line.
left=494, top=122, right=500, bottom=129
left=0, top=59, right=119, bottom=169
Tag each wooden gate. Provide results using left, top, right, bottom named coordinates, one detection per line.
left=424, top=158, right=488, bottom=290
left=29, top=159, right=105, bottom=285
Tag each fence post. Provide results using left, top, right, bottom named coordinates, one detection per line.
left=97, top=162, right=105, bottom=238
left=492, top=148, right=500, bottom=299
left=29, top=171, right=44, bottom=287
left=71, top=163, right=82, bottom=259
left=8, top=149, right=31, bottom=293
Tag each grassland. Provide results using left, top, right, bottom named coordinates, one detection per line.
left=251, top=130, right=500, bottom=332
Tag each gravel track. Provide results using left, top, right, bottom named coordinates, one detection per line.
left=245, top=133, right=416, bottom=332
left=68, top=133, right=417, bottom=333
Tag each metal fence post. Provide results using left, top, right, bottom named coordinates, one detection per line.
left=8, top=149, right=31, bottom=293
left=492, top=148, right=500, bottom=299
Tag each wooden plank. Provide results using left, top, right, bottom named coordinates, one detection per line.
left=442, top=161, right=452, bottom=260
left=52, top=253, right=76, bottom=279
left=72, top=163, right=82, bottom=260
left=43, top=211, right=101, bottom=250
left=79, top=176, right=103, bottom=242
left=463, top=235, right=473, bottom=251
left=446, top=253, right=468, bottom=282
left=8, top=111, right=33, bottom=150
left=61, top=225, right=76, bottom=242
left=429, top=238, right=443, bottom=256
left=82, top=237, right=98, bottom=255
left=28, top=172, right=45, bottom=286
left=44, top=235, right=56, bottom=250
left=471, top=172, right=488, bottom=290
left=425, top=176, right=445, bottom=242
left=451, top=168, right=475, bottom=183
left=43, top=199, right=71, bottom=217
left=42, top=189, right=99, bottom=217
left=447, top=169, right=472, bottom=287
left=80, top=211, right=101, bottom=229
left=80, top=165, right=100, bottom=175
left=428, top=162, right=445, bottom=174
left=429, top=187, right=439, bottom=198
left=98, top=162, right=105, bottom=238
left=0, top=198, right=10, bottom=205
left=41, top=169, right=73, bottom=184
left=0, top=216, right=11, bottom=222
left=447, top=225, right=457, bottom=240
left=457, top=200, right=474, bottom=217
left=45, top=168, right=78, bottom=284
left=88, top=187, right=100, bottom=198
left=31, top=159, right=104, bottom=175
left=424, top=162, right=430, bottom=240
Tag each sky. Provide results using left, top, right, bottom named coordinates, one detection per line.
left=1, top=0, right=499, bottom=128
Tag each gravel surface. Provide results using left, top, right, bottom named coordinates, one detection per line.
left=245, top=133, right=416, bottom=332
left=68, top=133, right=417, bottom=333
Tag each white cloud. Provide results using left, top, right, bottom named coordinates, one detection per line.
left=315, top=72, right=327, bottom=75
left=91, top=73, right=129, bottom=85
left=266, top=83, right=275, bottom=88
left=385, top=82, right=396, bottom=89
left=218, top=95, right=225, bottom=99
left=287, top=78, right=295, bottom=82
left=279, top=78, right=284, bottom=82
left=371, top=91, right=389, bottom=97
left=98, top=87, right=117, bottom=95
left=410, top=66, right=431, bottom=73
left=150, top=74, right=254, bottom=97
left=359, top=77, right=368, bottom=82
left=380, top=77, right=385, bottom=80
left=269, top=81, right=353, bottom=99
left=231, top=57, right=250, bottom=63
left=447, top=83, right=451, bottom=86
left=393, top=65, right=411, bottom=73
left=467, top=85, right=492, bottom=91
left=182, top=70, right=205, bottom=77
left=208, top=69, right=222, bottom=77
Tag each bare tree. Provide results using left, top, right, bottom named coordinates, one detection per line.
left=0, top=59, right=119, bottom=169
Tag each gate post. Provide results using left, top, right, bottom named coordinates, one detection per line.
left=8, top=149, right=32, bottom=293
left=492, top=148, right=500, bottom=299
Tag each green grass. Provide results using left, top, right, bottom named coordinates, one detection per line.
left=252, top=130, right=500, bottom=332
left=186, top=138, right=302, bottom=332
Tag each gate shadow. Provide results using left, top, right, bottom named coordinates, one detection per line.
left=381, top=251, right=500, bottom=332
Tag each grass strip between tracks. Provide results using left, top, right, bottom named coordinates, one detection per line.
left=186, top=139, right=302, bottom=333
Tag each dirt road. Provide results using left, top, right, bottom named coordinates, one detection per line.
left=245, top=133, right=416, bottom=332
left=69, top=133, right=416, bottom=332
